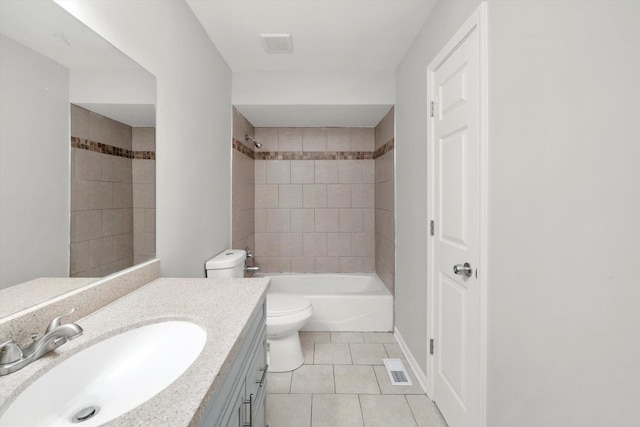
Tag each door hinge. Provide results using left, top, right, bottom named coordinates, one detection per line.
left=430, top=338, right=434, bottom=355
left=430, top=100, right=435, bottom=117
left=430, top=220, right=435, bottom=236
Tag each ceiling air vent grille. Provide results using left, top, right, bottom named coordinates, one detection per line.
left=260, top=34, right=293, bottom=54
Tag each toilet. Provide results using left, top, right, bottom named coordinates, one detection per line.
left=205, top=249, right=312, bottom=373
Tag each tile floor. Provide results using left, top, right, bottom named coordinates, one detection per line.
left=266, top=332, right=449, bottom=427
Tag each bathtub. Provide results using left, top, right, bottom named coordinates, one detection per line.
left=256, top=273, right=393, bottom=332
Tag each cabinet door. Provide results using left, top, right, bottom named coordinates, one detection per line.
left=244, top=325, right=267, bottom=427
left=224, top=383, right=245, bottom=427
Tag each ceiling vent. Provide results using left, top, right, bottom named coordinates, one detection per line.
left=260, top=34, right=293, bottom=54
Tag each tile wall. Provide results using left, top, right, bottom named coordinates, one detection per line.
left=70, top=105, right=156, bottom=277
left=374, top=108, right=395, bottom=294
left=253, top=128, right=376, bottom=273
left=232, top=108, right=256, bottom=252
left=132, top=128, right=156, bottom=264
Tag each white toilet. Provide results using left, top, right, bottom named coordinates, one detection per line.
left=205, top=249, right=312, bottom=373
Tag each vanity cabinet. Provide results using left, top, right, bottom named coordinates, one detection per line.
left=198, top=302, right=267, bottom=427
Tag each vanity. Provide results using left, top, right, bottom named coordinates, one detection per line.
left=0, top=261, right=270, bottom=427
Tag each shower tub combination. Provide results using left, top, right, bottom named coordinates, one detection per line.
left=257, top=273, right=393, bottom=332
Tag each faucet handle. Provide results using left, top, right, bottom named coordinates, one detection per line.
left=46, top=308, right=76, bottom=333
left=0, top=340, right=23, bottom=365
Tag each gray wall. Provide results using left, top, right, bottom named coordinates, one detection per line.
left=0, top=35, right=70, bottom=289
left=396, top=0, right=640, bottom=425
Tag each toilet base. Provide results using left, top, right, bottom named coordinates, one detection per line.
left=267, top=332, right=304, bottom=372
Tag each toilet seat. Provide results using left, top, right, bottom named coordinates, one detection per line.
left=267, top=294, right=311, bottom=317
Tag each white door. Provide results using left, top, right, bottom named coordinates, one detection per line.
left=429, top=12, right=484, bottom=427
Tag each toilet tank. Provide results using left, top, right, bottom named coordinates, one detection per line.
left=205, top=249, right=246, bottom=278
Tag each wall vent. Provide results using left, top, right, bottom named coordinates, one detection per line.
left=260, top=34, right=293, bottom=54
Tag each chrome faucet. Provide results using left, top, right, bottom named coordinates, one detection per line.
left=0, top=308, right=83, bottom=376
left=244, top=247, right=260, bottom=273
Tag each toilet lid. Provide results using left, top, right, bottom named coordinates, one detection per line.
left=267, top=293, right=311, bottom=317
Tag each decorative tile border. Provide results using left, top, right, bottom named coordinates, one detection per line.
left=71, top=136, right=156, bottom=160
left=232, top=137, right=394, bottom=160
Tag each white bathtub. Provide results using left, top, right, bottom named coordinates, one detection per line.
left=256, top=273, right=393, bottom=332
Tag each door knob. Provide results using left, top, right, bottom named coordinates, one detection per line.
left=453, top=262, right=473, bottom=277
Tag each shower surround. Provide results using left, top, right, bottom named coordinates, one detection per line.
left=231, top=108, right=395, bottom=293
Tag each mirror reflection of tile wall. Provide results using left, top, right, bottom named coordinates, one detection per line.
left=70, top=105, right=155, bottom=277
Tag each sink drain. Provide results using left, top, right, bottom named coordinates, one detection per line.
left=72, top=406, right=100, bottom=423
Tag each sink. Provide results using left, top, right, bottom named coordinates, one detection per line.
left=0, top=321, right=206, bottom=426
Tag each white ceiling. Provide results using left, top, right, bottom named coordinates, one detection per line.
left=187, top=0, right=437, bottom=127
left=187, top=0, right=437, bottom=72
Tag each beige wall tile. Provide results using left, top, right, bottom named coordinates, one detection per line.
left=327, top=184, right=352, bottom=208
left=102, top=155, right=131, bottom=183
left=350, top=128, right=375, bottom=151
left=315, top=208, right=339, bottom=232
left=279, top=233, right=303, bottom=256
left=113, top=182, right=133, bottom=209
left=291, top=209, right=315, bottom=232
left=278, top=127, right=303, bottom=151
left=316, top=257, right=340, bottom=273
left=70, top=104, right=90, bottom=140
left=302, top=127, right=327, bottom=152
left=315, top=160, right=339, bottom=183
left=144, top=209, right=155, bottom=233
left=363, top=159, right=375, bottom=183
left=363, top=208, right=375, bottom=231
left=327, top=233, right=352, bottom=256
left=133, top=183, right=155, bottom=209
left=254, top=160, right=267, bottom=184
left=114, top=232, right=134, bottom=260
left=89, top=236, right=115, bottom=267
left=88, top=111, right=111, bottom=145
left=374, top=107, right=395, bottom=151
left=352, top=232, right=375, bottom=256
left=266, top=160, right=291, bottom=184
left=255, top=233, right=279, bottom=257
left=340, top=256, right=374, bottom=273
left=351, top=183, right=375, bottom=208
left=132, top=127, right=156, bottom=152
left=291, top=160, right=315, bottom=183
left=303, top=232, right=327, bottom=256
left=278, top=184, right=303, bottom=208
left=255, top=184, right=279, bottom=208
left=255, top=208, right=267, bottom=232
left=132, top=159, right=155, bottom=184
left=339, top=160, right=363, bottom=183
left=375, top=180, right=394, bottom=211
left=327, top=128, right=351, bottom=151
left=267, top=256, right=291, bottom=273
left=70, top=241, right=90, bottom=275
left=74, top=210, right=102, bottom=242
left=303, top=184, right=327, bottom=208
left=266, top=209, right=291, bottom=232
left=232, top=107, right=255, bottom=144
left=339, top=208, right=363, bottom=232
left=255, top=128, right=279, bottom=152
left=134, top=232, right=155, bottom=257
left=291, top=257, right=315, bottom=272
left=376, top=209, right=395, bottom=241
left=102, top=209, right=124, bottom=236
left=375, top=151, right=394, bottom=182
left=112, top=120, right=132, bottom=150
left=76, top=149, right=102, bottom=181
left=90, top=181, right=113, bottom=209
left=71, top=179, right=91, bottom=212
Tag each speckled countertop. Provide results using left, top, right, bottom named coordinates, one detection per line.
left=0, top=277, right=270, bottom=426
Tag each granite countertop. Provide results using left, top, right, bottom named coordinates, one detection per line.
left=0, top=277, right=270, bottom=426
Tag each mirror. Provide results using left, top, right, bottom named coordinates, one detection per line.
left=0, top=0, right=156, bottom=316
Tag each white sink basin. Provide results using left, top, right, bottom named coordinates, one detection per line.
left=0, top=321, right=206, bottom=426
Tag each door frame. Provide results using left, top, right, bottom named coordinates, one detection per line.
left=425, top=3, right=488, bottom=426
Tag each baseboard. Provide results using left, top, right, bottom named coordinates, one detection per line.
left=393, top=326, right=429, bottom=396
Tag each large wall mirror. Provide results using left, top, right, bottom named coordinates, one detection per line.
left=0, top=0, right=156, bottom=316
